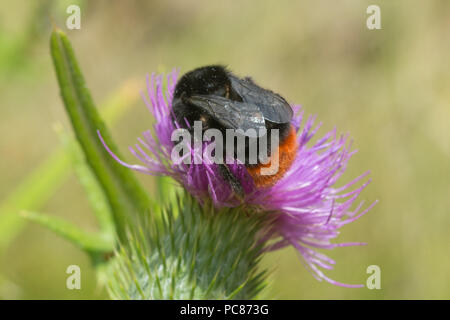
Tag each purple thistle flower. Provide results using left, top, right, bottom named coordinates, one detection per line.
left=98, top=69, right=377, bottom=288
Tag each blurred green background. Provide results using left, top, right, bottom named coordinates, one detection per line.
left=0, top=0, right=449, bottom=299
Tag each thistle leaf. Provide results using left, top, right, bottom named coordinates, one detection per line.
left=21, top=211, right=114, bottom=254
left=50, top=28, right=151, bottom=239
left=56, top=125, right=114, bottom=236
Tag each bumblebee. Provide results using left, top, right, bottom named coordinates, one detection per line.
left=172, top=65, right=297, bottom=194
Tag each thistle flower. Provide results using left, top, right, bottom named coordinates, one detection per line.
left=99, top=69, right=376, bottom=288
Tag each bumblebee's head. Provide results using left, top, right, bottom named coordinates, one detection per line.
left=174, top=65, right=231, bottom=97
left=172, top=65, right=242, bottom=128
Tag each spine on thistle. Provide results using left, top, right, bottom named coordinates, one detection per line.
left=107, top=194, right=268, bottom=300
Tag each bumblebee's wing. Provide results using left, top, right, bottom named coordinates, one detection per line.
left=185, top=95, right=266, bottom=137
left=230, top=76, right=293, bottom=124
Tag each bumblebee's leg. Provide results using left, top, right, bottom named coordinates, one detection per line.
left=218, top=164, right=244, bottom=199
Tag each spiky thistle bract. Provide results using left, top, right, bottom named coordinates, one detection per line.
left=108, top=193, right=269, bottom=299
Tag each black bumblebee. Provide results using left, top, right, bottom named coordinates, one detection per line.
left=172, top=65, right=297, bottom=194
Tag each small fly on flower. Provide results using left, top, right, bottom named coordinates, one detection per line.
left=172, top=65, right=298, bottom=194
